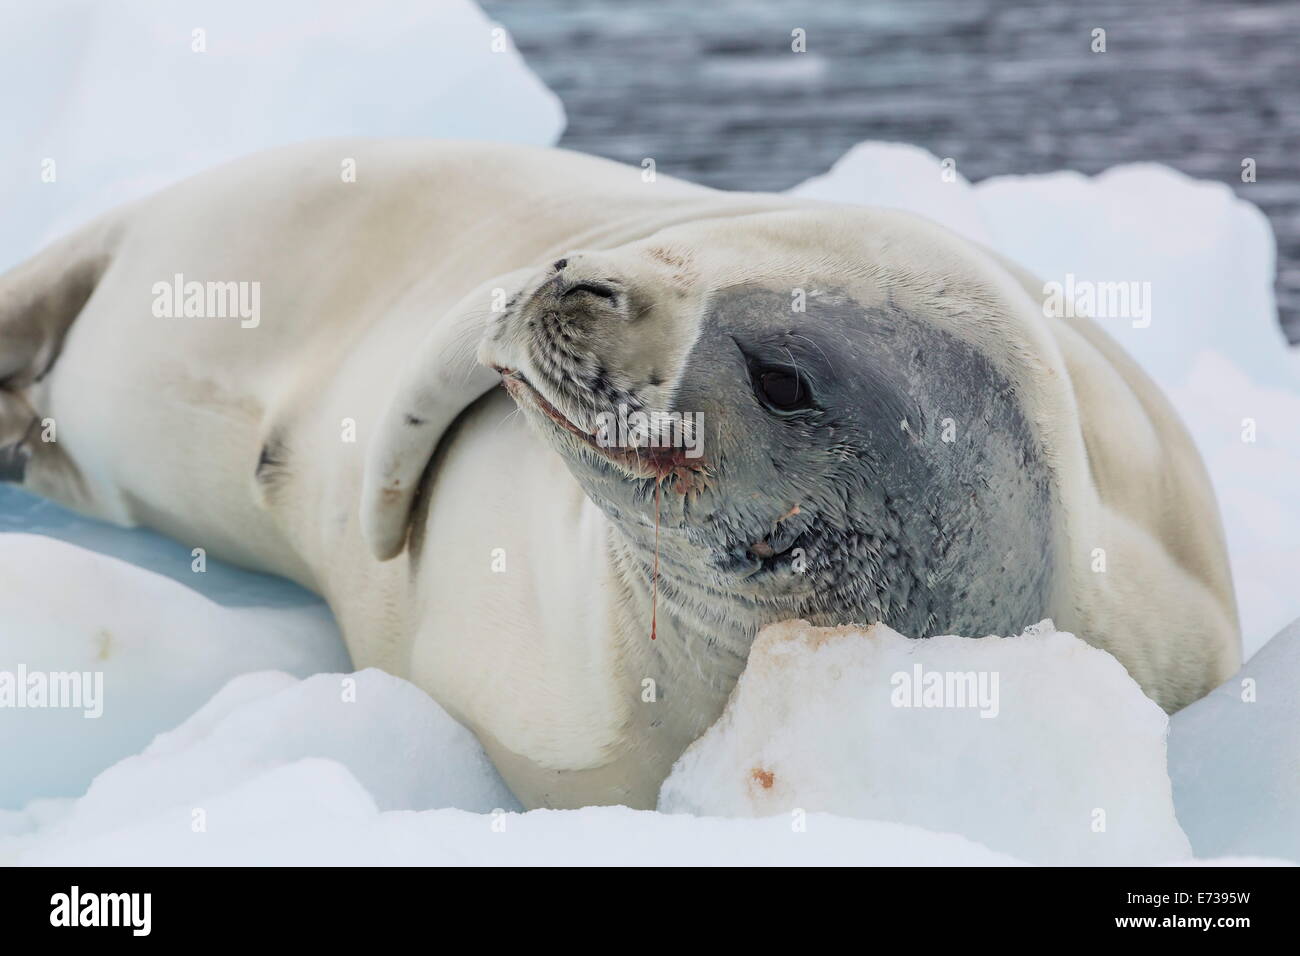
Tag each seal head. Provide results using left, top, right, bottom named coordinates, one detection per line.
left=479, top=215, right=1059, bottom=653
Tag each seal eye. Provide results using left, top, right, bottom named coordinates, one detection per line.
left=756, top=368, right=811, bottom=411
left=562, top=281, right=619, bottom=303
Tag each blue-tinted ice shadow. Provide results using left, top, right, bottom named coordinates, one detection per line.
left=0, top=485, right=321, bottom=609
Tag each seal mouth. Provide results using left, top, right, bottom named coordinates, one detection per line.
left=492, top=365, right=703, bottom=481
left=493, top=365, right=589, bottom=438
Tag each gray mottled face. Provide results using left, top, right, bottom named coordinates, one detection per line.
left=482, top=257, right=1058, bottom=646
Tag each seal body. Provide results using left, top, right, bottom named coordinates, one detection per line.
left=0, top=140, right=1240, bottom=808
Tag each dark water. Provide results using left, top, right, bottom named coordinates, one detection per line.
left=483, top=0, right=1300, bottom=343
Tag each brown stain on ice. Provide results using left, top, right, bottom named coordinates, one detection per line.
left=750, top=767, right=775, bottom=790
left=94, top=628, right=113, bottom=661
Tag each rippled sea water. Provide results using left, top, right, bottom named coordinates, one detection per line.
left=483, top=0, right=1300, bottom=342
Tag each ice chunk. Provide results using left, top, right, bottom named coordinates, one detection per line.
left=659, top=619, right=1191, bottom=866
left=792, top=141, right=994, bottom=245
left=1164, top=355, right=1300, bottom=657
left=1169, top=617, right=1300, bottom=863
left=976, top=164, right=1292, bottom=390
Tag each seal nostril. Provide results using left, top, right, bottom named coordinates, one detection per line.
left=552, top=258, right=568, bottom=272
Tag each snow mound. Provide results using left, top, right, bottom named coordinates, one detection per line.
left=793, top=143, right=1300, bottom=655
left=659, top=619, right=1191, bottom=866
left=0, top=534, right=349, bottom=809
left=793, top=142, right=993, bottom=244
left=19, top=757, right=1022, bottom=866
left=14, top=668, right=518, bottom=862
left=1169, top=617, right=1300, bottom=863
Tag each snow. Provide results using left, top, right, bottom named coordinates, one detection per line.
left=660, top=620, right=1191, bottom=866
left=2, top=1, right=1297, bottom=867
left=5, top=669, right=519, bottom=865
left=0, top=0, right=565, bottom=273
left=0, top=535, right=349, bottom=809
left=17, top=765, right=1024, bottom=866
left=1, top=539, right=1293, bottom=864
left=4, top=614, right=1291, bottom=866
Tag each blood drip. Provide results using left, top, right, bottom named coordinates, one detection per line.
left=651, top=480, right=661, bottom=640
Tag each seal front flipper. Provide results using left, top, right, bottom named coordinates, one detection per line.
left=361, top=270, right=533, bottom=561
left=0, top=214, right=121, bottom=508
